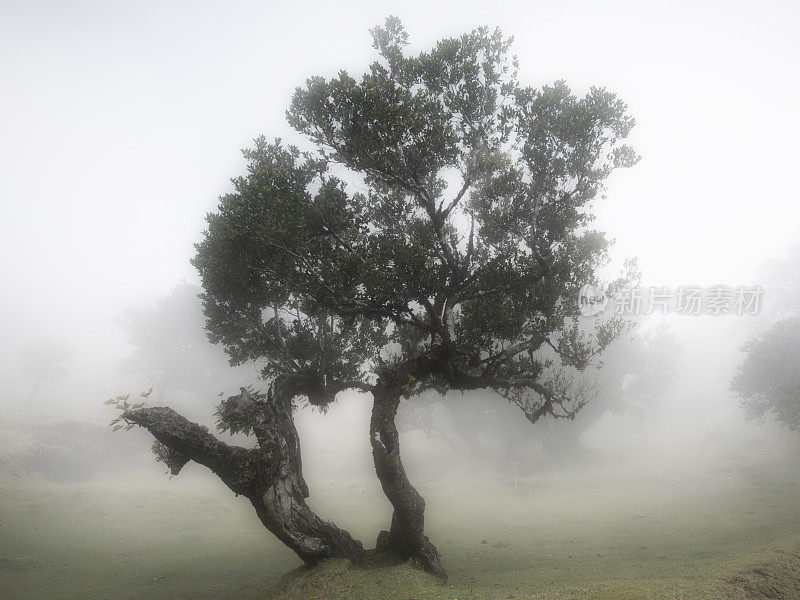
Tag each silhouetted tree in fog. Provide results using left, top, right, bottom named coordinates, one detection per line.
left=118, top=282, right=254, bottom=403
left=732, top=317, right=800, bottom=431
left=111, top=18, right=638, bottom=578
left=534, top=321, right=680, bottom=458
left=732, top=241, right=800, bottom=431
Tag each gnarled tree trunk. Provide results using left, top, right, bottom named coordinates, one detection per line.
left=122, top=378, right=364, bottom=567
left=370, top=382, right=446, bottom=579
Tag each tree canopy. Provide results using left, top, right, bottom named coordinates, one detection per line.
left=193, top=16, right=638, bottom=420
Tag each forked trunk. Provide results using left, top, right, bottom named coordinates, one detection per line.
left=370, top=382, right=446, bottom=579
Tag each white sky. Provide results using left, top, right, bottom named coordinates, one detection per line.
left=1, top=0, right=798, bottom=389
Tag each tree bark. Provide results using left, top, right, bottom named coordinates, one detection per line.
left=370, top=382, right=446, bottom=579
left=122, top=379, right=364, bottom=567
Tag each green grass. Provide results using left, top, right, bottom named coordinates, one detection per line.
left=2, top=446, right=800, bottom=599
left=0, top=474, right=299, bottom=599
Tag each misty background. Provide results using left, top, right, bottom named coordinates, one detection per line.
left=1, top=0, right=797, bottom=452
left=1, top=2, right=799, bottom=599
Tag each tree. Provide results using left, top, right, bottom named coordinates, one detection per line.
left=731, top=317, right=800, bottom=431
left=730, top=240, right=800, bottom=432
left=118, top=281, right=254, bottom=404
left=114, top=18, right=638, bottom=579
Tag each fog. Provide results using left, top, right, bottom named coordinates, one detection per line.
left=1, top=2, right=799, bottom=599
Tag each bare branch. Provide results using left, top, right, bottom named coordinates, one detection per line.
left=122, top=406, right=257, bottom=495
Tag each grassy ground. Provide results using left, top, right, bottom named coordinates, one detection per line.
left=2, top=444, right=799, bottom=599
left=0, top=472, right=299, bottom=599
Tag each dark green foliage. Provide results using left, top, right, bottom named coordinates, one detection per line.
left=192, top=17, right=638, bottom=421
